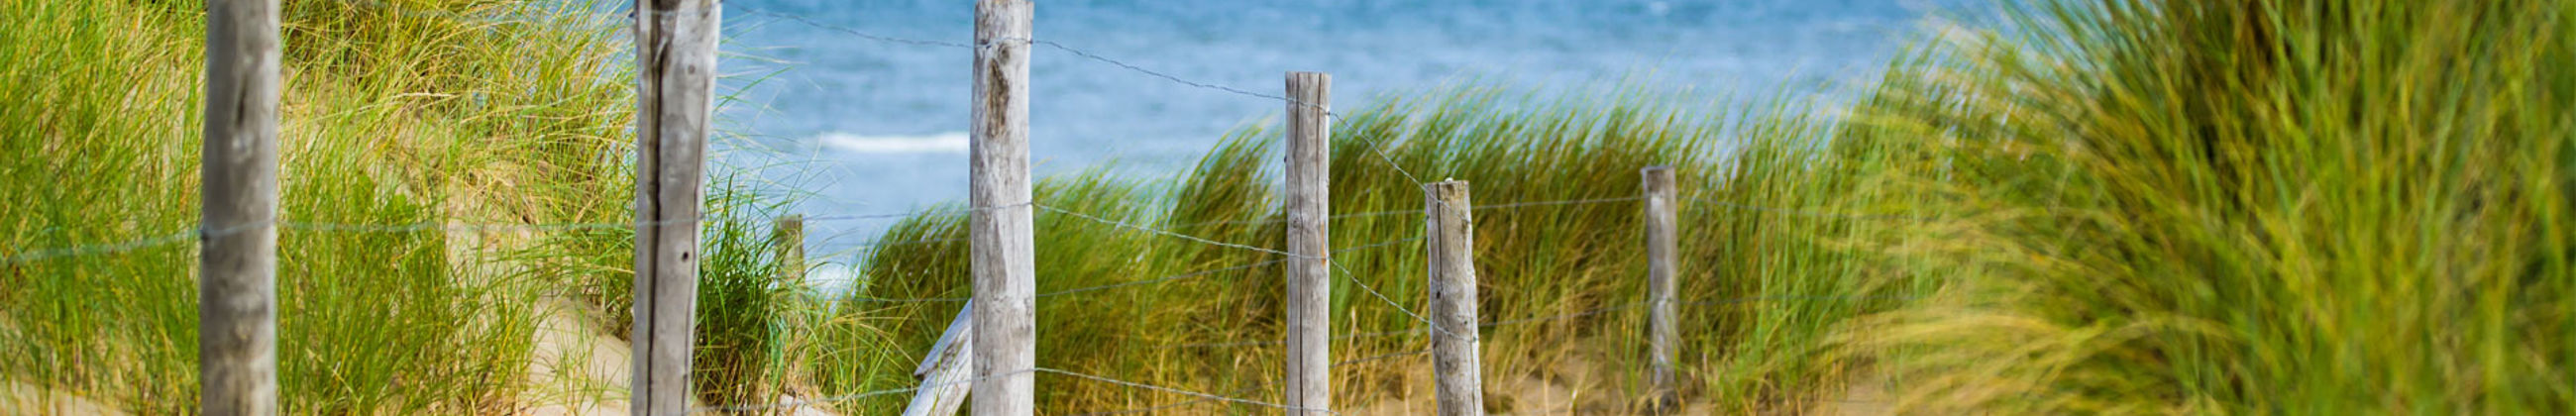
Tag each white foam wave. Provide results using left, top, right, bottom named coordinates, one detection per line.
left=816, top=131, right=969, bottom=154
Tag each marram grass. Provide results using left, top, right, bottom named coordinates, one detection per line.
left=0, top=0, right=795, bottom=413
left=798, top=85, right=1916, bottom=414
left=1840, top=0, right=2576, bottom=414
left=805, top=0, right=2576, bottom=414
left=8, top=0, right=2574, bottom=414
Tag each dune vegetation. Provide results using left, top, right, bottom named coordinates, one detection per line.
left=4, top=0, right=2572, bottom=414
left=805, top=0, right=2576, bottom=414
left=800, top=86, right=1914, bottom=413
left=0, top=0, right=794, bottom=413
left=1839, top=0, right=2576, bottom=413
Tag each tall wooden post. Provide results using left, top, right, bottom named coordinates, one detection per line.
left=1641, top=166, right=1680, bottom=408
left=970, top=1, right=1036, bottom=415
left=1425, top=181, right=1485, bottom=416
left=631, top=0, right=721, bottom=414
left=1283, top=71, right=1334, bottom=416
left=200, top=0, right=282, bottom=414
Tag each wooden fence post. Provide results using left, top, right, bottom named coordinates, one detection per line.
left=1641, top=165, right=1680, bottom=409
left=772, top=215, right=805, bottom=283
left=970, top=1, right=1036, bottom=415
left=1283, top=71, right=1334, bottom=415
left=200, top=0, right=282, bottom=414
left=904, top=302, right=977, bottom=416
left=1425, top=181, right=1485, bottom=416
left=631, top=0, right=721, bottom=413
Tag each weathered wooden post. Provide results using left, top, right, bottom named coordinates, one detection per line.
left=904, top=303, right=977, bottom=416
left=1641, top=165, right=1680, bottom=408
left=1425, top=181, right=1485, bottom=416
left=201, top=0, right=282, bottom=414
left=772, top=215, right=805, bottom=282
left=1283, top=71, right=1334, bottom=416
left=970, top=1, right=1036, bottom=415
left=631, top=0, right=722, bottom=413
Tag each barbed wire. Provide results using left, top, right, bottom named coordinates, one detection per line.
left=734, top=8, right=974, bottom=49
left=0, top=220, right=276, bottom=264
left=1692, top=196, right=1931, bottom=220
left=1035, top=203, right=1313, bottom=260
left=1329, top=258, right=1460, bottom=339
left=1473, top=195, right=1645, bottom=211
left=834, top=234, right=1418, bottom=304
left=11, top=4, right=1935, bottom=415
left=0, top=193, right=1900, bottom=277
left=332, top=0, right=545, bottom=26
left=0, top=204, right=1021, bottom=264
left=1161, top=209, right=1415, bottom=228
left=0, top=229, right=201, bottom=264
left=1, top=189, right=1631, bottom=265
left=1176, top=293, right=1919, bottom=349
left=1160, top=194, right=1646, bottom=229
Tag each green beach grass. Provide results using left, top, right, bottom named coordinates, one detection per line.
left=800, top=0, right=2576, bottom=413
left=794, top=85, right=1920, bottom=413
left=1839, top=0, right=2576, bottom=413
left=0, top=0, right=795, bottom=412
left=5, top=0, right=2572, bottom=414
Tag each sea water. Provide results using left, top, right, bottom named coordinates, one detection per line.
left=708, top=0, right=1980, bottom=275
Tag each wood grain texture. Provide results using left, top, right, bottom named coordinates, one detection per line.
left=1642, top=165, right=1680, bottom=408
left=630, top=0, right=721, bottom=414
left=970, top=1, right=1035, bottom=415
left=905, top=303, right=976, bottom=416
left=1425, top=181, right=1486, bottom=416
left=1283, top=71, right=1335, bottom=416
left=200, top=0, right=282, bottom=414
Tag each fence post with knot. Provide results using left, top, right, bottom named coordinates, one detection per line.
left=1426, top=180, right=1486, bottom=416
left=1641, top=165, right=1681, bottom=410
left=630, top=0, right=722, bottom=413
left=970, top=0, right=1037, bottom=415
left=201, top=0, right=283, bottom=413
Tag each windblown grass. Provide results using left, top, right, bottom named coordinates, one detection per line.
left=793, top=85, right=1918, bottom=413
left=13, top=0, right=2570, bottom=413
left=797, top=1, right=2576, bottom=414
left=1842, top=0, right=2576, bottom=413
left=0, top=0, right=795, bottom=412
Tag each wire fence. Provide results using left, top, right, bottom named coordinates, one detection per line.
left=5, top=2, right=1918, bottom=414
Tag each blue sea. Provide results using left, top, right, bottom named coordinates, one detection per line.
left=707, top=0, right=1979, bottom=271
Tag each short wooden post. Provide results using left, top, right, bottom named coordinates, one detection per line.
left=1283, top=71, right=1334, bottom=416
left=1641, top=166, right=1680, bottom=408
left=630, top=0, right=722, bottom=413
left=200, top=0, right=283, bottom=414
left=969, top=1, right=1036, bottom=415
left=1425, top=181, right=1485, bottom=416
left=772, top=215, right=805, bottom=283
